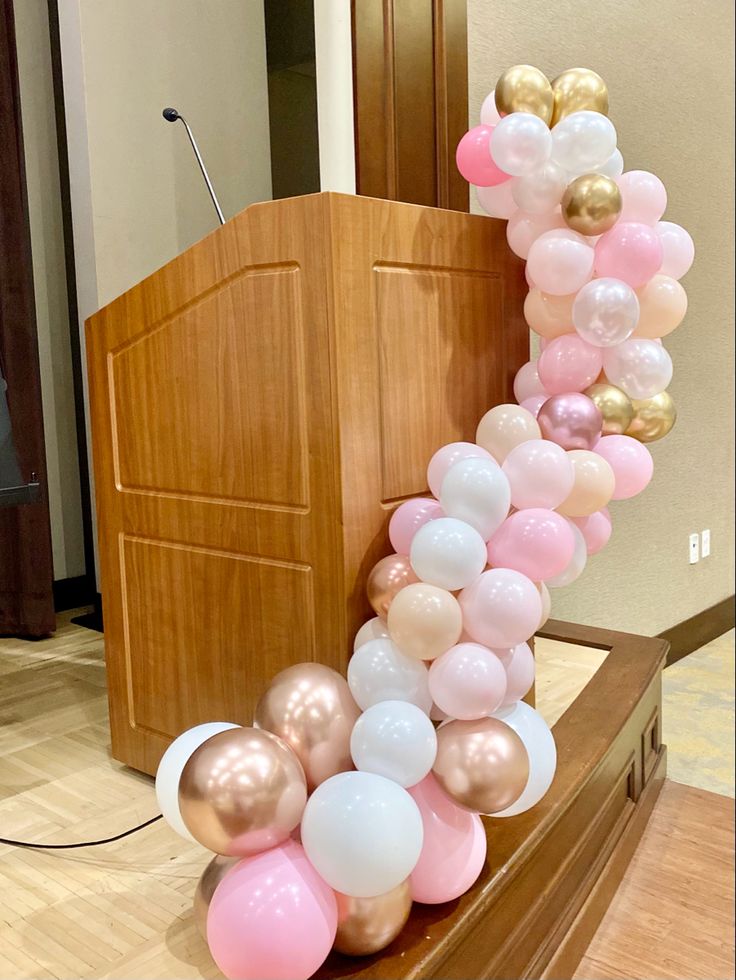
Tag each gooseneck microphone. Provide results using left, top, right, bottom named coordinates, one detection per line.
left=162, top=107, right=225, bottom=225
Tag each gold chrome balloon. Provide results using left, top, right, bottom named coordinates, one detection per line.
left=551, top=67, right=609, bottom=125
left=432, top=717, right=529, bottom=814
left=178, top=727, right=307, bottom=856
left=627, top=391, right=677, bottom=443
left=585, top=383, right=634, bottom=435
left=562, top=173, right=622, bottom=236
left=495, top=65, right=554, bottom=124
left=193, top=855, right=239, bottom=938
left=334, top=881, right=412, bottom=956
left=254, top=662, right=360, bottom=791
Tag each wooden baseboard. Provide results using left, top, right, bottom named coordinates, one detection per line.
left=659, top=595, right=735, bottom=667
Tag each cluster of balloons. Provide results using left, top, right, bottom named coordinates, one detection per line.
left=155, top=64, right=690, bottom=980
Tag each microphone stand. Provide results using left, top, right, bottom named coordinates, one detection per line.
left=162, top=107, right=225, bottom=225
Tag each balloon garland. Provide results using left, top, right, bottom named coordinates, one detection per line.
left=155, top=65, right=692, bottom=980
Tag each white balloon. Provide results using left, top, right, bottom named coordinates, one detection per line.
left=301, top=771, right=424, bottom=897
left=546, top=522, right=587, bottom=587
left=439, top=457, right=511, bottom=541
left=595, top=147, right=624, bottom=178
left=348, top=638, right=432, bottom=714
left=410, top=517, right=487, bottom=591
left=603, top=338, right=673, bottom=399
left=475, top=181, right=517, bottom=219
left=353, top=616, right=390, bottom=652
left=155, top=722, right=239, bottom=840
left=551, top=111, right=617, bottom=172
left=506, top=208, right=565, bottom=260
left=511, top=160, right=568, bottom=214
left=480, top=89, right=501, bottom=126
left=488, top=702, right=556, bottom=817
left=572, top=277, right=640, bottom=347
left=490, top=113, right=552, bottom=177
left=350, top=700, right=437, bottom=788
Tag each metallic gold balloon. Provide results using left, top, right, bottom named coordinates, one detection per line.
left=551, top=67, right=609, bottom=125
left=584, top=383, right=634, bottom=435
left=178, top=727, right=307, bottom=856
left=333, top=880, right=412, bottom=956
left=432, top=717, right=529, bottom=814
left=562, top=173, right=622, bottom=236
left=626, top=391, right=677, bottom=443
left=193, top=854, right=239, bottom=939
left=254, top=662, right=360, bottom=791
left=495, top=65, right=554, bottom=124
left=366, top=554, right=418, bottom=619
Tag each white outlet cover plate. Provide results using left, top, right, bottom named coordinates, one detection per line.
left=701, top=529, right=711, bottom=558
left=689, top=533, right=700, bottom=564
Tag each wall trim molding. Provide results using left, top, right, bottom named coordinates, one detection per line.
left=660, top=595, right=735, bottom=667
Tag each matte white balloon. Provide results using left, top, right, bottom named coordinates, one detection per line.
left=490, top=112, right=553, bottom=177
left=350, top=701, right=437, bottom=788
left=155, top=722, right=239, bottom=840
left=353, top=616, right=390, bottom=652
left=572, top=277, right=640, bottom=347
left=595, top=147, right=624, bottom=178
left=603, top=339, right=673, bottom=399
left=439, top=457, right=511, bottom=541
left=475, top=181, right=517, bottom=219
left=506, top=208, right=565, bottom=260
left=348, top=638, right=432, bottom=714
left=551, top=111, right=617, bottom=172
left=301, top=771, right=424, bottom=897
left=546, top=522, right=587, bottom=587
left=488, top=702, right=556, bottom=817
left=410, top=517, right=487, bottom=591
left=511, top=160, right=568, bottom=214
left=480, top=89, right=501, bottom=126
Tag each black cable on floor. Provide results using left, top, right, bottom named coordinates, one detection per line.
left=0, top=814, right=163, bottom=850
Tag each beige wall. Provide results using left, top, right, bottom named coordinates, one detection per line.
left=468, top=0, right=735, bottom=635
left=15, top=0, right=85, bottom=580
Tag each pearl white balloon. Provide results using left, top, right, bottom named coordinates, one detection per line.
left=475, top=181, right=517, bottom=219
left=546, top=522, right=587, bottom=587
left=572, top=277, right=640, bottom=347
left=595, top=147, right=624, bottom=178
left=155, top=722, right=239, bottom=840
left=439, top=457, right=511, bottom=541
left=551, top=111, right=617, bottom=172
left=511, top=160, right=568, bottom=214
left=603, top=339, right=673, bottom=399
left=348, top=638, right=432, bottom=714
left=490, top=112, right=553, bottom=177
left=488, top=702, right=556, bottom=817
left=480, top=89, right=501, bottom=126
left=353, top=616, right=390, bottom=652
left=410, top=517, right=487, bottom=590
left=301, top=771, right=424, bottom=898
left=350, top=700, right=437, bottom=788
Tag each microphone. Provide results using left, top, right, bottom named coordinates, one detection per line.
left=162, top=107, right=225, bottom=225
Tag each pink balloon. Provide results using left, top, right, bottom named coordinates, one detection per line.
left=526, top=230, right=595, bottom=296
left=427, top=442, right=493, bottom=498
left=389, top=498, right=444, bottom=555
left=594, top=222, right=663, bottom=288
left=429, top=643, right=507, bottom=719
left=502, top=438, right=574, bottom=509
left=496, top=642, right=535, bottom=706
left=571, top=508, right=612, bottom=555
left=487, top=509, right=576, bottom=582
left=456, top=125, right=511, bottom=187
left=537, top=335, right=603, bottom=395
left=537, top=392, right=603, bottom=450
left=656, top=221, right=695, bottom=279
left=616, top=171, right=667, bottom=225
left=409, top=774, right=487, bottom=904
left=207, top=841, right=337, bottom=980
left=520, top=393, right=548, bottom=418
left=506, top=209, right=565, bottom=260
left=459, top=568, right=542, bottom=648
left=593, top=435, right=654, bottom=500
left=513, top=359, right=548, bottom=402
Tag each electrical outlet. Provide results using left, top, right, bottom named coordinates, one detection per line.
left=701, top=529, right=711, bottom=558
left=689, top=533, right=700, bottom=564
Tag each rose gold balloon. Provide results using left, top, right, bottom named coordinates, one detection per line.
left=178, top=727, right=307, bottom=856
left=193, top=854, right=239, bottom=939
left=387, top=583, right=463, bottom=661
left=367, top=554, right=419, bottom=619
left=333, top=880, right=412, bottom=956
left=254, top=663, right=360, bottom=791
left=557, top=449, right=615, bottom=517
left=432, top=717, right=529, bottom=814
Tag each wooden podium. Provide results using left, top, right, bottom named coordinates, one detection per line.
left=86, top=193, right=527, bottom=775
